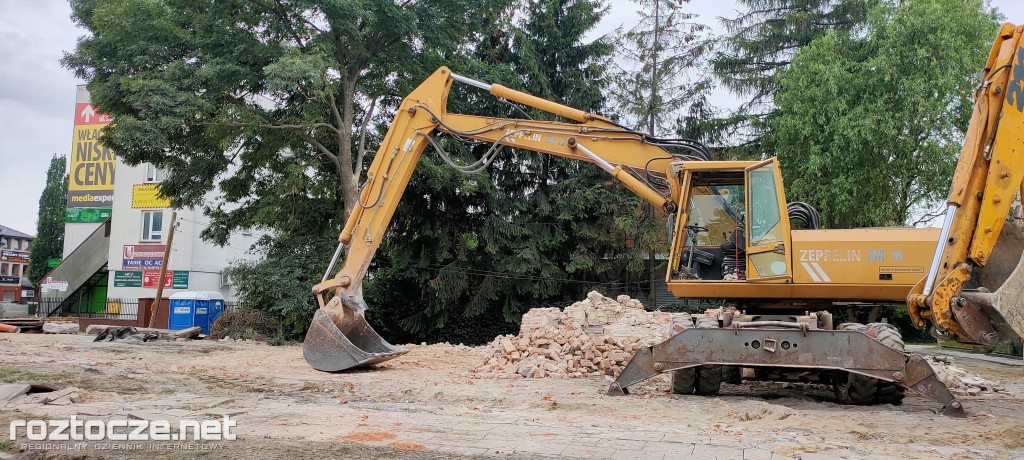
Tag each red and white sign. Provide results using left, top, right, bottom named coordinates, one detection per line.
left=142, top=270, right=174, bottom=289
left=122, top=244, right=165, bottom=269
left=74, top=103, right=113, bottom=126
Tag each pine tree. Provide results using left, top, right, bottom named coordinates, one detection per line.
left=365, top=0, right=669, bottom=343
left=28, top=155, right=67, bottom=284
left=711, top=0, right=874, bottom=155
left=611, top=0, right=711, bottom=135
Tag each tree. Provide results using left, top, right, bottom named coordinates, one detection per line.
left=63, top=0, right=514, bottom=240
left=712, top=0, right=874, bottom=155
left=62, top=0, right=514, bottom=332
left=363, top=0, right=671, bottom=343
left=769, top=0, right=998, bottom=228
left=28, top=155, right=67, bottom=284
left=610, top=0, right=711, bottom=135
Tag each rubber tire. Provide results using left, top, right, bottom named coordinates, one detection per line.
left=867, top=323, right=906, bottom=406
left=833, top=371, right=878, bottom=405
left=690, top=316, right=723, bottom=395
left=832, top=323, right=906, bottom=405
left=670, top=368, right=696, bottom=394
left=695, top=365, right=723, bottom=395
left=722, top=365, right=742, bottom=384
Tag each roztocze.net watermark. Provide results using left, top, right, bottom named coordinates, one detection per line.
left=9, top=415, right=236, bottom=449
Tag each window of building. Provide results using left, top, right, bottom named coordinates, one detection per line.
left=1, top=264, right=6, bottom=275
left=146, top=164, right=167, bottom=182
left=11, top=265, right=18, bottom=277
left=141, top=211, right=164, bottom=242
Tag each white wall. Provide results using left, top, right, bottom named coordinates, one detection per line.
left=104, top=161, right=262, bottom=301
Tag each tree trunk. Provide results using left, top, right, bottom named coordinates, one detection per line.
left=339, top=76, right=359, bottom=222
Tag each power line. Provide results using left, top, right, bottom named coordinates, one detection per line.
left=424, top=264, right=650, bottom=287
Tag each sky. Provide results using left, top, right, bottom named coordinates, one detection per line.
left=0, top=0, right=1021, bottom=236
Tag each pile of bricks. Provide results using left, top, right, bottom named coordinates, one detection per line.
left=469, top=291, right=672, bottom=379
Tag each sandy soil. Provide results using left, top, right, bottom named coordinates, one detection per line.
left=1, top=333, right=1022, bottom=459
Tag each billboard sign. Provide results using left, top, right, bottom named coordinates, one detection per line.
left=0, top=275, right=19, bottom=285
left=67, top=101, right=115, bottom=210
left=65, top=208, right=112, bottom=223
left=1, top=250, right=29, bottom=263
left=122, top=245, right=165, bottom=269
left=132, top=183, right=171, bottom=208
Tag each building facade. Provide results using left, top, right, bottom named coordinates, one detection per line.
left=42, top=86, right=260, bottom=322
left=0, top=225, right=34, bottom=302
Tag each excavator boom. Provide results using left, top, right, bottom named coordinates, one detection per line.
left=907, top=23, right=1024, bottom=346
left=304, top=67, right=694, bottom=371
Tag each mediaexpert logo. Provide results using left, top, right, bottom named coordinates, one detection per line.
left=9, top=415, right=237, bottom=442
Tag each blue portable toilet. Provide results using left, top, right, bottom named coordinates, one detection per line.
left=169, top=292, right=225, bottom=334
left=201, top=291, right=226, bottom=332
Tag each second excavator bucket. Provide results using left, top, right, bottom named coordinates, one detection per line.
left=959, top=224, right=1024, bottom=344
left=302, top=292, right=407, bottom=372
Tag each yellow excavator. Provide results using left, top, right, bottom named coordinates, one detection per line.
left=304, top=23, right=1024, bottom=417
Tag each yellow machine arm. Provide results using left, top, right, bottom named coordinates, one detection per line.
left=303, top=66, right=701, bottom=371
left=908, top=23, right=1024, bottom=345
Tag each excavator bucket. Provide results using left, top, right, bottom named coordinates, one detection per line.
left=959, top=224, right=1024, bottom=344
left=302, top=293, right=407, bottom=372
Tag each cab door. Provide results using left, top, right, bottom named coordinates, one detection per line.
left=744, top=158, right=792, bottom=281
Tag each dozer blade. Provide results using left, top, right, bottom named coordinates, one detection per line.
left=302, top=295, right=407, bottom=372
left=959, top=224, right=1024, bottom=344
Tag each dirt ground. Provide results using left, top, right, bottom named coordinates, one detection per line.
left=1, top=333, right=1022, bottom=459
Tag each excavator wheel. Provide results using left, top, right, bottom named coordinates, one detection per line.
left=831, top=323, right=906, bottom=405
left=832, top=370, right=878, bottom=405
left=722, top=366, right=742, bottom=384
left=693, top=316, right=723, bottom=395
left=670, top=367, right=696, bottom=394
left=867, top=323, right=906, bottom=406
left=695, top=365, right=723, bottom=395
left=667, top=313, right=696, bottom=394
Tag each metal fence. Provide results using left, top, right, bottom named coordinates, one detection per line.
left=39, top=297, right=140, bottom=321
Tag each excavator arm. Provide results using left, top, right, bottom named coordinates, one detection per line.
left=304, top=66, right=698, bottom=371
left=907, top=23, right=1024, bottom=346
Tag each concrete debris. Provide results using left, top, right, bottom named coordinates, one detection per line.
left=42, top=322, right=80, bottom=334
left=0, top=384, right=32, bottom=404
left=926, top=355, right=1007, bottom=395
left=2, top=383, right=81, bottom=407
left=471, top=291, right=672, bottom=379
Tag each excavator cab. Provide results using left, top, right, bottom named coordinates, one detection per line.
left=668, top=158, right=793, bottom=286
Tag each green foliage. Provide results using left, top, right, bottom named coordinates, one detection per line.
left=364, top=0, right=668, bottom=342
left=63, top=0, right=515, bottom=341
left=63, top=0, right=515, bottom=240
left=28, top=155, right=67, bottom=284
left=226, top=234, right=333, bottom=339
left=712, top=0, right=875, bottom=155
left=610, top=0, right=711, bottom=136
left=770, top=0, right=998, bottom=228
